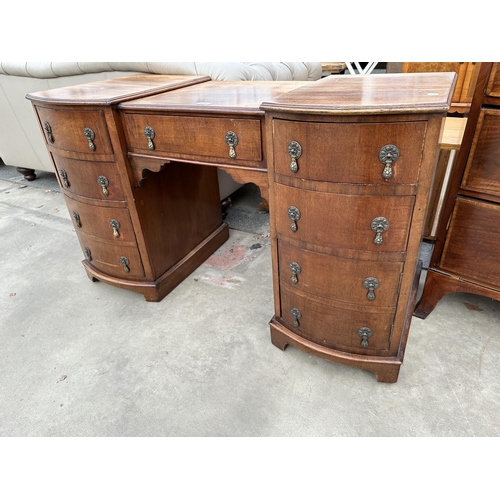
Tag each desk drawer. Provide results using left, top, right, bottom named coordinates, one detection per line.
left=76, top=235, right=145, bottom=280
left=486, top=62, right=500, bottom=97
left=461, top=109, right=500, bottom=196
left=278, top=240, right=403, bottom=306
left=122, top=113, right=262, bottom=162
left=275, top=184, right=414, bottom=252
left=273, top=119, right=426, bottom=184
left=52, top=154, right=125, bottom=201
left=35, top=106, right=113, bottom=154
left=64, top=197, right=136, bottom=243
left=280, top=284, right=393, bottom=354
left=440, top=197, right=500, bottom=287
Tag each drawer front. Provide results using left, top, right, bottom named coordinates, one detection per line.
left=273, top=119, right=426, bottom=184
left=76, top=235, right=145, bottom=280
left=123, top=113, right=262, bottom=162
left=280, top=285, right=393, bottom=354
left=35, top=106, right=113, bottom=154
left=461, top=109, right=500, bottom=196
left=64, top=197, right=136, bottom=243
left=486, top=63, right=500, bottom=97
left=275, top=184, right=414, bottom=252
left=52, top=154, right=125, bottom=201
left=278, top=241, right=403, bottom=306
left=440, top=197, right=500, bottom=287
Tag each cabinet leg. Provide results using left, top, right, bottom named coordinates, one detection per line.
left=415, top=268, right=500, bottom=319
left=414, top=270, right=450, bottom=319
left=373, top=364, right=401, bottom=383
left=16, top=167, right=37, bottom=181
left=84, top=266, right=99, bottom=283
left=270, top=323, right=289, bottom=351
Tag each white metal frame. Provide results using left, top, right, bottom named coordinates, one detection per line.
left=345, top=62, right=379, bottom=75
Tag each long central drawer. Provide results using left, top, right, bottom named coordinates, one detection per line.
left=122, top=113, right=263, bottom=162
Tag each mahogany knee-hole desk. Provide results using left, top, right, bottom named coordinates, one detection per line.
left=27, top=73, right=456, bottom=382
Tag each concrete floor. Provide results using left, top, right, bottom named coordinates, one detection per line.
left=1, top=166, right=500, bottom=437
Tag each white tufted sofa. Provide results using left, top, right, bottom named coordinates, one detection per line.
left=0, top=62, right=321, bottom=198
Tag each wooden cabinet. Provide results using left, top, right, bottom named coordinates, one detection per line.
left=261, top=73, right=456, bottom=382
left=27, top=75, right=228, bottom=302
left=402, top=62, right=481, bottom=114
left=415, top=63, right=500, bottom=318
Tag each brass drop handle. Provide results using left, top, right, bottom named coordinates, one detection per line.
left=83, top=127, right=96, bottom=151
left=110, top=219, right=121, bottom=238
left=291, top=307, right=302, bottom=328
left=84, top=247, right=92, bottom=262
left=290, top=262, right=301, bottom=284
left=358, top=327, right=373, bottom=348
left=44, top=122, right=53, bottom=143
left=144, top=126, right=155, bottom=150
left=225, top=131, right=238, bottom=159
left=288, top=206, right=301, bottom=232
left=119, top=256, right=130, bottom=273
left=97, top=176, right=109, bottom=197
left=371, top=217, right=389, bottom=246
left=363, top=277, right=380, bottom=301
left=288, top=141, right=302, bottom=173
left=59, top=169, right=69, bottom=188
left=379, top=145, right=400, bottom=181
left=73, top=210, right=81, bottom=228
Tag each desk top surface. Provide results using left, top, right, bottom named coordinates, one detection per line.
left=118, top=81, right=308, bottom=114
left=26, top=74, right=210, bottom=106
left=260, top=73, right=458, bottom=115
left=26, top=73, right=458, bottom=117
